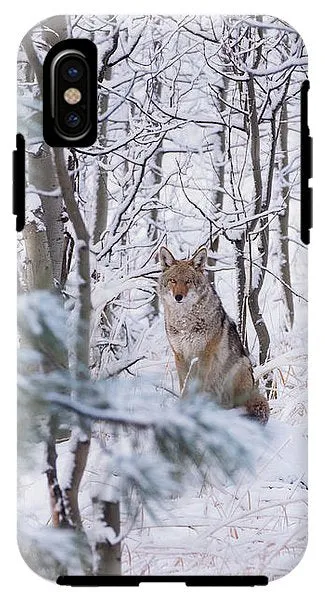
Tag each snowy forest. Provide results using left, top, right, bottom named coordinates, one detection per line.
left=17, top=15, right=308, bottom=580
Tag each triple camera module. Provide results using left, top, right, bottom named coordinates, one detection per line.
left=43, top=40, right=97, bottom=146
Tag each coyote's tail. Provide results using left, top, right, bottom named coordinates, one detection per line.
left=245, top=389, right=270, bottom=425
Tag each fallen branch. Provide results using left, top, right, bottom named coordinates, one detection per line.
left=254, top=351, right=307, bottom=380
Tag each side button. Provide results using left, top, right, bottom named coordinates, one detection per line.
left=301, top=187, right=313, bottom=245
left=300, top=80, right=312, bottom=244
left=12, top=133, right=25, bottom=232
left=309, top=187, right=313, bottom=229
left=307, top=136, right=313, bottom=179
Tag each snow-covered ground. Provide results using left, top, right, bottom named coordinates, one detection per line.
left=18, top=202, right=308, bottom=581
left=19, top=312, right=307, bottom=581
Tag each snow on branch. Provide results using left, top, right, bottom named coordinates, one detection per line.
left=19, top=291, right=267, bottom=505
left=244, top=57, right=307, bottom=77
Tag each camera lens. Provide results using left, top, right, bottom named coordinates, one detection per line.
left=65, top=112, right=82, bottom=128
left=62, top=59, right=84, bottom=82
left=67, top=66, right=79, bottom=80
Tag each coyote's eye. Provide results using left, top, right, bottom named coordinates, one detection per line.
left=169, top=278, right=176, bottom=284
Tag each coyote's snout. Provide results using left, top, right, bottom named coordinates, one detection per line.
left=159, top=246, right=269, bottom=425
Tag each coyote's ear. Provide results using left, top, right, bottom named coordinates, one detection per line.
left=191, top=247, right=207, bottom=271
left=160, top=247, right=176, bottom=270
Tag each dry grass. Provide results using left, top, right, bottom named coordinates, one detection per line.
left=117, top=354, right=307, bottom=580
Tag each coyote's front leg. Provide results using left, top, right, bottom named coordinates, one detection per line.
left=174, top=353, right=200, bottom=398
left=173, top=352, right=188, bottom=394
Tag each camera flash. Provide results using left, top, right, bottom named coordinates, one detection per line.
left=64, top=88, right=82, bottom=105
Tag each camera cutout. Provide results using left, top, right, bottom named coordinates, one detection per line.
left=43, top=39, right=97, bottom=147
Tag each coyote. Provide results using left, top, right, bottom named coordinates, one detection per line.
left=159, top=246, right=269, bottom=424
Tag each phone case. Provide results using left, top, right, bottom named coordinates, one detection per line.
left=16, top=15, right=309, bottom=584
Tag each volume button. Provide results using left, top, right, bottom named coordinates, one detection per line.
left=308, top=136, right=313, bottom=179
left=301, top=187, right=313, bottom=245
left=308, top=187, right=313, bottom=229
left=12, top=134, right=25, bottom=231
left=12, top=150, right=18, bottom=215
left=302, top=135, right=312, bottom=180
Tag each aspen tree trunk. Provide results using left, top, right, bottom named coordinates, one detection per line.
left=279, top=101, right=294, bottom=327
left=208, top=78, right=227, bottom=285
left=24, top=222, right=53, bottom=290
left=234, top=238, right=248, bottom=347
left=27, top=149, right=66, bottom=284
left=54, top=147, right=94, bottom=574
left=93, top=498, right=121, bottom=576
left=93, top=24, right=118, bottom=245
left=246, top=73, right=270, bottom=366
left=23, top=17, right=68, bottom=287
left=23, top=18, right=94, bottom=574
left=148, top=150, right=162, bottom=319
left=148, top=18, right=163, bottom=318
